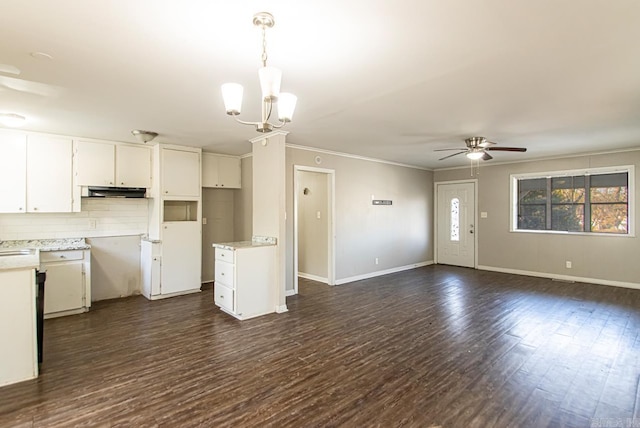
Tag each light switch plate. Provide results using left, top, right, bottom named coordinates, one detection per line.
left=481, top=212, right=488, bottom=218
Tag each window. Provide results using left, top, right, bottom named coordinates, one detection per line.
left=451, top=198, right=460, bottom=241
left=512, top=166, right=633, bottom=235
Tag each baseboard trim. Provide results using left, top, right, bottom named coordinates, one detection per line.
left=285, top=289, right=296, bottom=297
left=298, top=272, right=328, bottom=283
left=276, top=304, right=289, bottom=313
left=477, top=265, right=640, bottom=291
left=335, top=261, right=434, bottom=286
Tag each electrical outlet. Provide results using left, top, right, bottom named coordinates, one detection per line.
left=88, top=219, right=97, bottom=229
left=375, top=257, right=379, bottom=265
left=316, top=211, right=321, bottom=219
left=565, top=261, right=572, bottom=269
left=202, top=217, right=207, bottom=225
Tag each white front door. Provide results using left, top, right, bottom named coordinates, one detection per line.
left=437, top=182, right=476, bottom=268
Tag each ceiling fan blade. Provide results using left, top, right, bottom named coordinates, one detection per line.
left=482, top=152, right=493, bottom=161
left=438, top=151, right=466, bottom=161
left=0, top=75, right=64, bottom=97
left=434, top=148, right=467, bottom=152
left=0, top=64, right=21, bottom=75
left=486, top=147, right=527, bottom=152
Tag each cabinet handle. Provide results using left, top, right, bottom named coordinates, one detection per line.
left=221, top=184, right=224, bottom=187
left=33, top=207, right=38, bottom=211
left=221, top=272, right=225, bottom=276
left=60, top=255, right=66, bottom=259
left=109, top=181, right=113, bottom=185
left=121, top=182, right=124, bottom=185
left=18, top=207, right=23, bottom=211
left=219, top=295, right=224, bottom=299
left=165, top=190, right=169, bottom=194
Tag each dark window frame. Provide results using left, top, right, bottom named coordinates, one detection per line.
left=512, top=167, right=633, bottom=236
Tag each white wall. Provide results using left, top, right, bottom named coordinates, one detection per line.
left=433, top=149, right=640, bottom=288
left=87, top=235, right=141, bottom=301
left=285, top=147, right=434, bottom=290
left=202, top=188, right=235, bottom=282
left=0, top=198, right=148, bottom=240
left=298, top=170, right=329, bottom=280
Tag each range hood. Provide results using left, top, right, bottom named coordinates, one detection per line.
left=83, top=186, right=147, bottom=198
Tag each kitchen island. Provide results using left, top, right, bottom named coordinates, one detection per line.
left=0, top=247, right=40, bottom=387
left=212, top=236, right=277, bottom=320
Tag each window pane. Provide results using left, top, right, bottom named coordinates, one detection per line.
left=590, top=173, right=627, bottom=187
left=450, top=198, right=460, bottom=241
left=519, top=178, right=546, bottom=203
left=591, top=204, right=628, bottom=233
left=551, top=204, right=584, bottom=231
left=590, top=186, right=628, bottom=203
left=518, top=205, right=545, bottom=230
left=552, top=188, right=585, bottom=203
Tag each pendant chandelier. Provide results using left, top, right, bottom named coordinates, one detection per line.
left=221, top=12, right=297, bottom=133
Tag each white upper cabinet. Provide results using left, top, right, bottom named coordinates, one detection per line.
left=161, top=148, right=200, bottom=197
left=202, top=153, right=241, bottom=188
left=76, top=141, right=115, bottom=186
left=116, top=145, right=151, bottom=188
left=76, top=141, right=151, bottom=188
left=0, top=132, right=27, bottom=213
left=26, top=135, right=73, bottom=213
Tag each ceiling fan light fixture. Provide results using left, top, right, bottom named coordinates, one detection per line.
left=0, top=113, right=27, bottom=127
left=466, top=149, right=484, bottom=160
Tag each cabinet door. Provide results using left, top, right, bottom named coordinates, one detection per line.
left=76, top=141, right=115, bottom=186
left=116, top=145, right=151, bottom=188
left=161, top=222, right=201, bottom=294
left=162, top=149, right=200, bottom=196
left=26, top=136, right=73, bottom=213
left=0, top=132, right=27, bottom=213
left=43, top=261, right=84, bottom=314
left=201, top=153, right=220, bottom=188
left=218, top=156, right=241, bottom=188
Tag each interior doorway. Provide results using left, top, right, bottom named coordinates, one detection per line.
left=435, top=180, right=477, bottom=268
left=293, top=166, right=335, bottom=294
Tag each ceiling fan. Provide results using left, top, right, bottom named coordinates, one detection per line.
left=435, top=136, right=527, bottom=161
left=0, top=63, right=63, bottom=97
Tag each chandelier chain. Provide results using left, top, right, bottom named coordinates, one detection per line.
left=261, top=25, right=268, bottom=67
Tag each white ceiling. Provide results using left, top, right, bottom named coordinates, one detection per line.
left=1, top=0, right=639, bottom=169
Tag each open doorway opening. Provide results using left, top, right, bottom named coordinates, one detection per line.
left=293, top=166, right=335, bottom=294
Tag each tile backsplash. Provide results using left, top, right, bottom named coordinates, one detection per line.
left=0, top=199, right=148, bottom=240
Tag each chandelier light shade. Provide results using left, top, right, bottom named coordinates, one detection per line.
left=278, top=93, right=297, bottom=122
left=221, top=83, right=244, bottom=115
left=258, top=66, right=282, bottom=101
left=221, top=12, right=297, bottom=133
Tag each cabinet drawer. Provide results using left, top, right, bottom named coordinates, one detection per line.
left=215, top=248, right=235, bottom=263
left=40, top=250, right=84, bottom=263
left=215, top=261, right=235, bottom=288
left=214, top=283, right=234, bottom=312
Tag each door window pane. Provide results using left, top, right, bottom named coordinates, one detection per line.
left=451, top=198, right=460, bottom=241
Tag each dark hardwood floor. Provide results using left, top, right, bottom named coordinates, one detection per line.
left=1, top=265, right=639, bottom=427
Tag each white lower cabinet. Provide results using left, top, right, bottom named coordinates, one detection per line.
left=141, top=222, right=202, bottom=300
left=213, top=244, right=276, bottom=320
left=41, top=250, right=91, bottom=318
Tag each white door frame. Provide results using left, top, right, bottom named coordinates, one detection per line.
left=293, top=165, right=336, bottom=294
left=434, top=179, right=479, bottom=268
